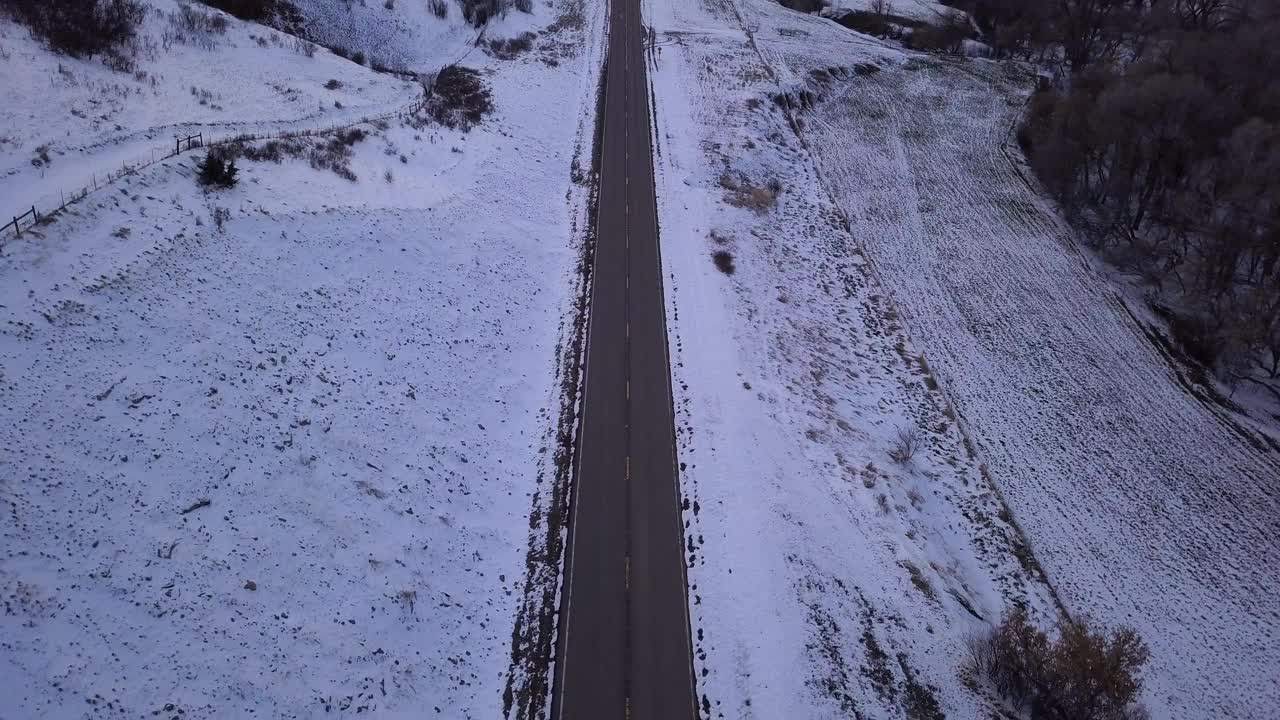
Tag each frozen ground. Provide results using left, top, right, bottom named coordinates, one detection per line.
left=646, top=0, right=1058, bottom=717
left=647, top=0, right=1279, bottom=717
left=0, top=0, right=603, bottom=717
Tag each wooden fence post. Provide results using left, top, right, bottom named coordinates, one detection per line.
left=13, top=216, right=20, bottom=238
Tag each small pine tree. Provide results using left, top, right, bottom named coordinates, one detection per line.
left=197, top=151, right=238, bottom=188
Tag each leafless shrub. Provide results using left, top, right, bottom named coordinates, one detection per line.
left=429, top=0, right=448, bottom=17
left=712, top=250, right=736, bottom=275
left=546, top=6, right=584, bottom=32
left=965, top=608, right=1150, bottom=720
left=907, top=11, right=971, bottom=54
left=291, top=35, right=315, bottom=57
left=212, top=206, right=231, bottom=231
left=861, top=463, right=877, bottom=488
left=889, top=425, right=923, bottom=464
left=719, top=173, right=779, bottom=213
left=426, top=65, right=493, bottom=130
left=166, top=4, right=228, bottom=50
left=235, top=137, right=306, bottom=163
left=488, top=31, right=536, bottom=59
left=778, top=0, right=825, bottom=13
left=306, top=128, right=365, bottom=181
left=906, top=487, right=924, bottom=508
left=460, top=0, right=500, bottom=26
left=836, top=10, right=885, bottom=36
left=5, top=0, right=145, bottom=61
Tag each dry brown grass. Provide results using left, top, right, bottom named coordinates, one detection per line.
left=719, top=172, right=780, bottom=213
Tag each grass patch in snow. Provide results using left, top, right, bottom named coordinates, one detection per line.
left=222, top=127, right=368, bottom=181
left=900, top=560, right=937, bottom=601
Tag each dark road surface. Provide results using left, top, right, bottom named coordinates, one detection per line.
left=551, top=0, right=698, bottom=716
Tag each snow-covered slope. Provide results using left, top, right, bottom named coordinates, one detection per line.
left=646, top=0, right=1059, bottom=717
left=646, top=0, right=1280, bottom=717
left=0, top=0, right=419, bottom=221
left=803, top=50, right=1280, bottom=720
left=0, top=0, right=605, bottom=716
left=292, top=0, right=479, bottom=69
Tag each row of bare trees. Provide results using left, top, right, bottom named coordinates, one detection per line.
left=952, top=0, right=1279, bottom=395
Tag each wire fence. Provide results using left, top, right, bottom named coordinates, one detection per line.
left=2, top=206, right=40, bottom=240
left=2, top=85, right=431, bottom=249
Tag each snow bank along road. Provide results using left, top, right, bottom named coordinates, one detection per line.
left=551, top=0, right=698, bottom=715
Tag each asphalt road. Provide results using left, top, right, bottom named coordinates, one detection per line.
left=550, top=0, right=698, bottom=716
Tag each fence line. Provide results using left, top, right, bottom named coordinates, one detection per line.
left=2, top=86, right=430, bottom=249
left=176, top=132, right=204, bottom=155
left=2, top=206, right=39, bottom=240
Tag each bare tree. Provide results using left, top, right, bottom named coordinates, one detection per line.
left=889, top=426, right=924, bottom=464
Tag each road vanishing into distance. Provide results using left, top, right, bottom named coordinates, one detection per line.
left=550, top=0, right=699, bottom=716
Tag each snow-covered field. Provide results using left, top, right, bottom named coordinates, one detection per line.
left=802, top=50, right=1280, bottom=719
left=646, top=0, right=1059, bottom=717
left=0, top=0, right=604, bottom=716
left=647, top=0, right=1279, bottom=717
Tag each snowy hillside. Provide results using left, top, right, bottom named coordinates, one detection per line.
left=646, top=0, right=1060, bottom=717
left=0, top=0, right=605, bottom=716
left=646, top=0, right=1279, bottom=717
left=290, top=0, right=481, bottom=70
left=0, top=0, right=420, bottom=221
left=804, top=49, right=1280, bottom=720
